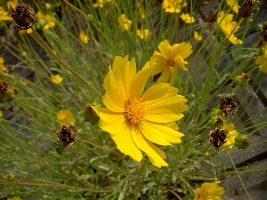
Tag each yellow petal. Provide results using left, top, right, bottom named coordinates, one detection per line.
left=141, top=121, right=184, bottom=145
left=141, top=83, right=170, bottom=102
left=93, top=107, right=125, bottom=135
left=130, top=61, right=153, bottom=99
left=172, top=42, right=192, bottom=59
left=151, top=54, right=167, bottom=75
left=111, top=124, right=143, bottom=162
left=157, top=69, right=171, bottom=83
left=102, top=93, right=125, bottom=112
left=132, top=127, right=168, bottom=168
left=158, top=40, right=171, bottom=58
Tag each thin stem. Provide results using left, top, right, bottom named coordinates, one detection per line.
left=31, top=27, right=102, bottom=97
left=76, top=139, right=119, bottom=155
left=0, top=180, right=115, bottom=193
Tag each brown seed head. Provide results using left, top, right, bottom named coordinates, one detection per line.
left=209, top=127, right=228, bottom=152
left=207, top=10, right=218, bottom=23
left=238, top=0, right=254, bottom=18
left=219, top=97, right=238, bottom=115
left=0, top=80, right=17, bottom=103
left=56, top=123, right=82, bottom=148
left=9, top=4, right=36, bottom=30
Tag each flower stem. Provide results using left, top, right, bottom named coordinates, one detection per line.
left=31, top=27, right=102, bottom=97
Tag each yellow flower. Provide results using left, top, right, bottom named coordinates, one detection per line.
left=7, top=197, right=21, bottom=200
left=194, top=182, right=225, bottom=200
left=92, top=56, right=188, bottom=168
left=217, top=12, right=243, bottom=45
left=57, top=109, right=76, bottom=126
left=79, top=31, right=89, bottom=43
left=19, top=28, right=33, bottom=34
left=140, top=8, right=145, bottom=18
left=226, top=0, right=238, bottom=14
left=7, top=0, right=18, bottom=9
left=51, top=74, right=63, bottom=84
left=0, top=7, right=12, bottom=21
left=0, top=110, right=3, bottom=117
left=150, top=40, right=192, bottom=85
left=93, top=0, right=111, bottom=8
left=117, top=14, right=132, bottom=31
left=36, top=11, right=56, bottom=29
left=137, top=29, right=151, bottom=40
left=222, top=123, right=239, bottom=150
left=0, top=57, right=7, bottom=72
left=180, top=13, right=196, bottom=24
left=194, top=31, right=202, bottom=41
left=163, top=0, right=187, bottom=13
left=255, top=46, right=267, bottom=73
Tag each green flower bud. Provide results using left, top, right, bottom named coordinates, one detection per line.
left=256, top=24, right=263, bottom=32
left=84, top=104, right=100, bottom=125
left=235, top=134, right=250, bottom=150
left=35, top=19, right=46, bottom=29
left=5, top=173, right=15, bottom=181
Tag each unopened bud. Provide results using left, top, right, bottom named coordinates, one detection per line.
left=235, top=134, right=250, bottom=150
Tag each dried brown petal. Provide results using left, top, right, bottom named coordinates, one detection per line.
left=209, top=127, right=228, bottom=152
left=56, top=123, right=82, bottom=148
left=219, top=97, right=238, bottom=115
left=10, top=4, right=36, bottom=30
left=207, top=10, right=218, bottom=23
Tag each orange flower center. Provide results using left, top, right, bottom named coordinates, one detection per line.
left=125, top=99, right=145, bottom=124
left=166, top=58, right=175, bottom=67
left=196, top=195, right=204, bottom=200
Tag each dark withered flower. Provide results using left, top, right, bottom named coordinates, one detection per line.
left=207, top=10, right=218, bottom=23
left=56, top=123, right=82, bottom=148
left=9, top=4, right=36, bottom=30
left=219, top=97, right=238, bottom=115
left=0, top=80, right=17, bottom=103
left=209, top=127, right=228, bottom=152
left=238, top=0, right=254, bottom=18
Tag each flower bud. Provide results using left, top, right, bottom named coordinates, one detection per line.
left=235, top=134, right=250, bottom=150
left=84, top=104, right=100, bottom=125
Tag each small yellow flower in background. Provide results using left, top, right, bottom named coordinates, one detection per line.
left=79, top=31, right=89, bottom=43
left=0, top=57, right=7, bottom=72
left=0, top=7, right=12, bottom=21
left=163, top=0, right=187, bottom=13
left=194, top=182, right=225, bottom=200
left=7, top=0, right=18, bottom=9
left=180, top=13, right=196, bottom=24
left=117, top=14, right=132, bottom=31
left=19, top=28, right=33, bottom=34
left=92, top=56, right=188, bottom=168
left=222, top=123, right=239, bottom=150
left=217, top=12, right=243, bottom=45
left=226, top=0, right=238, bottom=14
left=255, top=46, right=267, bottom=73
left=57, top=109, right=76, bottom=126
left=93, top=0, right=111, bottom=8
left=7, top=197, right=21, bottom=200
left=36, top=11, right=56, bottom=29
left=150, top=40, right=193, bottom=85
left=51, top=74, right=63, bottom=84
left=0, top=110, right=3, bottom=117
left=194, top=31, right=202, bottom=41
left=140, top=8, right=145, bottom=18
left=137, top=29, right=151, bottom=40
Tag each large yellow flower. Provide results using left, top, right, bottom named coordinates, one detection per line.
left=217, top=12, right=243, bottom=45
left=255, top=46, right=267, bottom=73
left=194, top=182, right=225, bottom=200
left=222, top=123, right=239, bottom=150
left=93, top=56, right=188, bottom=168
left=150, top=40, right=192, bottom=85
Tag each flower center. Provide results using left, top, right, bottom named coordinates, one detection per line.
left=196, top=195, right=204, bottom=200
left=125, top=99, right=145, bottom=124
left=166, top=58, right=175, bottom=67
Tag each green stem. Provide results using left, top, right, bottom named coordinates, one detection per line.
left=31, top=27, right=102, bottom=97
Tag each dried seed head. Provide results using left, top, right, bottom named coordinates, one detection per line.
left=238, top=0, right=254, bottom=18
left=0, top=80, right=17, bottom=103
left=209, top=127, right=228, bottom=152
left=56, top=123, right=82, bottom=148
left=219, top=97, right=238, bottom=115
left=10, top=4, right=36, bottom=30
left=207, top=10, right=218, bottom=23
